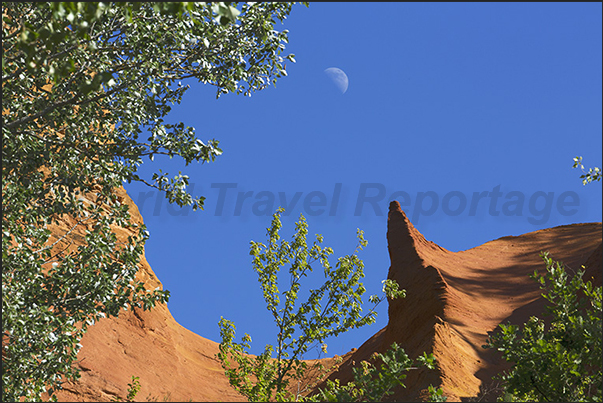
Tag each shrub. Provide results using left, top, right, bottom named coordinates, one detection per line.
left=485, top=252, right=602, bottom=402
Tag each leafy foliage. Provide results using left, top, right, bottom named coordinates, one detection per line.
left=427, top=385, right=449, bottom=402
left=111, top=376, right=141, bottom=402
left=573, top=157, right=602, bottom=185
left=2, top=2, right=302, bottom=401
left=308, top=343, right=444, bottom=402
left=217, top=208, right=407, bottom=401
left=485, top=253, right=602, bottom=402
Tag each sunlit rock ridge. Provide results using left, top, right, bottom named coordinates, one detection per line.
left=55, top=195, right=601, bottom=401
left=317, top=201, right=601, bottom=401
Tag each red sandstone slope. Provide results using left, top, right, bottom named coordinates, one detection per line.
left=53, top=188, right=244, bottom=402
left=53, top=193, right=601, bottom=402
left=321, top=201, right=602, bottom=401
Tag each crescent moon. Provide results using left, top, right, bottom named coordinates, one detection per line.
left=324, top=67, right=349, bottom=94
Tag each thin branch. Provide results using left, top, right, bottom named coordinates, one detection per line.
left=42, top=238, right=74, bottom=265
left=530, top=374, right=550, bottom=402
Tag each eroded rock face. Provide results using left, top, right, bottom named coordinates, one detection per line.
left=53, top=188, right=244, bottom=402
left=53, top=194, right=601, bottom=402
left=320, top=201, right=602, bottom=401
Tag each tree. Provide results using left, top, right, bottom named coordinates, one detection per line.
left=2, top=2, right=303, bottom=401
left=484, top=253, right=602, bottom=402
left=216, top=208, right=446, bottom=402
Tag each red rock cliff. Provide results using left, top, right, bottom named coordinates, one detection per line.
left=53, top=194, right=601, bottom=402
left=53, top=187, right=244, bottom=402
left=320, top=201, right=602, bottom=401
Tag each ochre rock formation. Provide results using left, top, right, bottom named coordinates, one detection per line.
left=53, top=188, right=245, bottom=402
left=320, top=201, right=602, bottom=401
left=53, top=194, right=601, bottom=402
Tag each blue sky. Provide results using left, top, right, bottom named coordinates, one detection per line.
left=124, top=2, right=602, bottom=359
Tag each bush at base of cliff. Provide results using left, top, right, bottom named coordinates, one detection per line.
left=485, top=252, right=602, bottom=402
left=306, top=343, right=446, bottom=402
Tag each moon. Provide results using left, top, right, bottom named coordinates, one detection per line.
left=324, top=67, right=349, bottom=94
